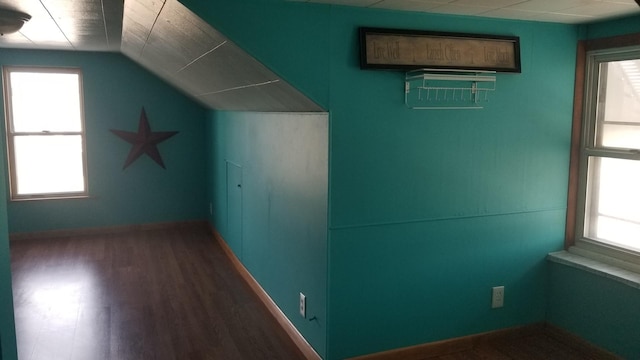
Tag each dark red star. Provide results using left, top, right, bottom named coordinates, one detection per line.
left=110, top=108, right=178, bottom=169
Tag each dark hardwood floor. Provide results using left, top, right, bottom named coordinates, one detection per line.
left=10, top=224, right=306, bottom=360
left=427, top=330, right=618, bottom=360
left=10, top=223, right=618, bottom=360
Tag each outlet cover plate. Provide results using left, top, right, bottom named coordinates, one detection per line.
left=492, top=286, right=504, bottom=308
left=299, top=292, right=306, bottom=318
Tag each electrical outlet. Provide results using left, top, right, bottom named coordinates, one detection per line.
left=492, top=286, right=504, bottom=308
left=299, top=292, right=306, bottom=318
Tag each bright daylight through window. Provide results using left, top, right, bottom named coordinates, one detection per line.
left=579, top=48, right=640, bottom=255
left=3, top=67, right=87, bottom=200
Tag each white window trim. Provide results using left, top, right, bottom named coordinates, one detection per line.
left=2, top=66, right=89, bottom=201
left=573, top=46, right=640, bottom=269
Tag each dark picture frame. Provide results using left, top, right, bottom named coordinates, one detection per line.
left=359, top=27, right=521, bottom=73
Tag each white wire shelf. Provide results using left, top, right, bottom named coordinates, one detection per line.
left=405, top=68, right=496, bottom=110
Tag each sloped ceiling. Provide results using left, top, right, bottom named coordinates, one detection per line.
left=0, top=0, right=323, bottom=112
left=120, top=0, right=323, bottom=111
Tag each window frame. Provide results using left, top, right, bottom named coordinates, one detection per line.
left=567, top=33, right=640, bottom=267
left=2, top=66, right=89, bottom=201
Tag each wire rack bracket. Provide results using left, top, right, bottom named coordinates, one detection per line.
left=405, top=68, right=496, bottom=110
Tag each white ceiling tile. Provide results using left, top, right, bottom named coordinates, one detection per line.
left=560, top=2, right=640, bottom=17
left=429, top=3, right=496, bottom=15
left=124, top=0, right=163, bottom=30
left=177, top=41, right=278, bottom=95
left=530, top=11, right=593, bottom=22
left=480, top=7, right=543, bottom=20
left=507, top=0, right=597, bottom=12
left=451, top=0, right=528, bottom=7
left=371, top=0, right=443, bottom=11
left=290, top=0, right=640, bottom=24
left=198, top=81, right=322, bottom=112
left=310, top=0, right=381, bottom=6
left=604, top=0, right=638, bottom=4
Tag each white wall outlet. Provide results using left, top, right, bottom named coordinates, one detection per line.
left=299, top=292, right=306, bottom=318
left=492, top=286, right=504, bottom=308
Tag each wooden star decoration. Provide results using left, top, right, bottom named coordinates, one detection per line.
left=110, top=108, right=179, bottom=170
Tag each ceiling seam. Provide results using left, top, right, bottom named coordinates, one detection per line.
left=196, top=80, right=281, bottom=97
left=139, top=0, right=168, bottom=58
left=38, top=0, right=76, bottom=50
left=100, top=0, right=110, bottom=48
left=16, top=32, right=37, bottom=46
left=177, top=41, right=228, bottom=73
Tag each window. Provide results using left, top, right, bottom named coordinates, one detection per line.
left=575, top=46, right=640, bottom=260
left=2, top=67, right=88, bottom=200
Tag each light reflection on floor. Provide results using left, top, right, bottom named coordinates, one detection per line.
left=12, top=260, right=106, bottom=360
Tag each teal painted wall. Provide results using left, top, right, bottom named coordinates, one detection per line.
left=0, top=50, right=208, bottom=233
left=548, top=263, right=640, bottom=358
left=0, top=148, right=16, bottom=360
left=183, top=0, right=579, bottom=358
left=545, top=16, right=640, bottom=359
left=584, top=14, right=640, bottom=39
left=326, top=9, right=576, bottom=359
left=206, top=111, right=329, bottom=357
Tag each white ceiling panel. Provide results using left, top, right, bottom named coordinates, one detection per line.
left=480, top=7, right=549, bottom=20
left=530, top=11, right=593, bottom=22
left=371, top=1, right=442, bottom=12
left=306, top=0, right=381, bottom=6
left=292, top=0, right=640, bottom=23
left=198, top=80, right=322, bottom=112
left=427, top=4, right=496, bottom=15
left=507, top=0, right=593, bottom=11
left=0, top=0, right=123, bottom=51
left=452, top=0, right=526, bottom=7
left=561, top=2, right=639, bottom=17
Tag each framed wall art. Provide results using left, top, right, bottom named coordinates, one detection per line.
left=359, top=27, right=521, bottom=73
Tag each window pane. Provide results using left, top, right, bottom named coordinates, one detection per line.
left=596, top=60, right=640, bottom=150
left=9, top=72, right=82, bottom=133
left=585, top=156, right=640, bottom=252
left=13, top=135, right=85, bottom=195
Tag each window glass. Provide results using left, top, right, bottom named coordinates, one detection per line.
left=9, top=72, right=82, bottom=132
left=596, top=60, right=640, bottom=150
left=585, top=156, right=640, bottom=252
left=3, top=66, right=88, bottom=200
left=13, top=135, right=85, bottom=195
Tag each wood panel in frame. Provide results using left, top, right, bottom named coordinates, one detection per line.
left=359, top=27, right=521, bottom=73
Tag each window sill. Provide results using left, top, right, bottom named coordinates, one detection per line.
left=547, top=250, right=640, bottom=289
left=10, top=194, right=90, bottom=202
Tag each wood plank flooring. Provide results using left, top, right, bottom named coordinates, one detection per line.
left=428, top=331, right=617, bottom=360
left=10, top=223, right=619, bottom=360
left=352, top=323, right=619, bottom=360
left=10, top=224, right=306, bottom=360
